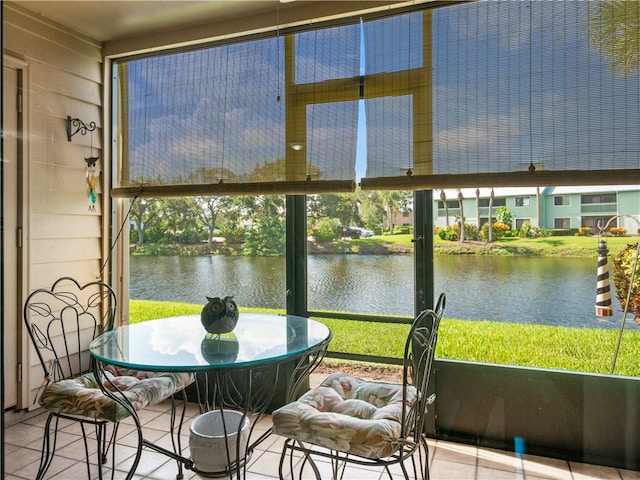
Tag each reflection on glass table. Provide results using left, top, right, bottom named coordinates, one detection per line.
left=90, top=313, right=332, bottom=479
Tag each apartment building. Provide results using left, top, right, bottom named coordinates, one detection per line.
left=435, top=185, right=640, bottom=233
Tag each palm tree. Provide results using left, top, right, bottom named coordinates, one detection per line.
left=380, top=190, right=401, bottom=233
left=475, top=188, right=481, bottom=233
left=457, top=190, right=465, bottom=242
left=488, top=188, right=494, bottom=243
left=440, top=190, right=449, bottom=227
left=589, top=1, right=640, bottom=77
left=535, top=187, right=541, bottom=229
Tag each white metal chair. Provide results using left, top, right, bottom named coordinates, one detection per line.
left=24, top=277, right=193, bottom=480
left=272, top=293, right=445, bottom=480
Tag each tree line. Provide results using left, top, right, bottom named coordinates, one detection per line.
left=128, top=190, right=414, bottom=254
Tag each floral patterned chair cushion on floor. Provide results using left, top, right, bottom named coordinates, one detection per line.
left=39, top=365, right=193, bottom=422
left=272, top=372, right=417, bottom=459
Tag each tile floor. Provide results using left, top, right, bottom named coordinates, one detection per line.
left=4, top=400, right=639, bottom=480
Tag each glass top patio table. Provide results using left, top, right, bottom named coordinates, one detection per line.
left=90, top=312, right=332, bottom=372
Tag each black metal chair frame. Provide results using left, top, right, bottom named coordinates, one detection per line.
left=278, top=293, right=446, bottom=480
left=23, top=277, right=189, bottom=480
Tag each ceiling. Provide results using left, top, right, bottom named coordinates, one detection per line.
left=13, top=1, right=413, bottom=45
left=16, top=1, right=284, bottom=43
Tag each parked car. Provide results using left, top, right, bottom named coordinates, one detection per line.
left=343, top=226, right=374, bottom=238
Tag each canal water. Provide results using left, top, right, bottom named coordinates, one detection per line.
left=130, top=254, right=637, bottom=330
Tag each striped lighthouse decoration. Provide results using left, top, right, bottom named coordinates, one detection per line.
left=595, top=239, right=613, bottom=317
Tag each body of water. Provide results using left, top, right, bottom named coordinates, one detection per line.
left=130, top=254, right=637, bottom=330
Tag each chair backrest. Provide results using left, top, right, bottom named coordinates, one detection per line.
left=401, top=292, right=446, bottom=438
left=23, top=277, right=117, bottom=383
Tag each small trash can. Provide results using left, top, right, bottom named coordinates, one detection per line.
left=189, top=410, right=250, bottom=475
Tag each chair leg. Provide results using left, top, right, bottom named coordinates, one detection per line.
left=94, top=421, right=120, bottom=480
left=37, top=413, right=119, bottom=480
left=278, top=438, right=290, bottom=480
left=304, top=454, right=322, bottom=480
left=80, top=420, right=113, bottom=480
left=279, top=439, right=306, bottom=480
left=421, top=435, right=432, bottom=480
left=397, top=458, right=413, bottom=480
left=79, top=422, right=100, bottom=480
left=96, top=423, right=107, bottom=480
left=279, top=439, right=322, bottom=480
left=95, top=422, right=110, bottom=465
left=330, top=455, right=341, bottom=480
left=35, top=413, right=57, bottom=480
left=108, top=423, right=119, bottom=480
left=329, top=451, right=350, bottom=480
left=409, top=437, right=430, bottom=480
left=169, top=391, right=189, bottom=480
left=97, top=423, right=105, bottom=464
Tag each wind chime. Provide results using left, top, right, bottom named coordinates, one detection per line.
left=85, top=130, right=100, bottom=212
left=66, top=115, right=99, bottom=212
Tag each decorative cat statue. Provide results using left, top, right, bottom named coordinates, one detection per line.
left=201, top=296, right=239, bottom=334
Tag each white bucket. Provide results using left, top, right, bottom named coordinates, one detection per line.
left=189, top=410, right=250, bottom=475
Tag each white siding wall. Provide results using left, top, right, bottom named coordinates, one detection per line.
left=3, top=2, right=105, bottom=408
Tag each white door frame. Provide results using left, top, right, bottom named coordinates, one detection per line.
left=3, top=53, right=29, bottom=409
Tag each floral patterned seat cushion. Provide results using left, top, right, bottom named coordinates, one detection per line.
left=39, top=365, right=193, bottom=423
left=272, top=372, right=417, bottom=459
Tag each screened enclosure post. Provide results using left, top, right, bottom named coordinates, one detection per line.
left=280, top=195, right=310, bottom=410
left=414, top=190, right=434, bottom=316
left=414, top=190, right=436, bottom=439
left=286, top=195, right=307, bottom=316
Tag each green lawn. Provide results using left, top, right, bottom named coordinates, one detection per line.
left=130, top=300, right=640, bottom=377
left=486, top=235, right=635, bottom=256
left=340, top=233, right=637, bottom=257
left=375, top=233, right=413, bottom=245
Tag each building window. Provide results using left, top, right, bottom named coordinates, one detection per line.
left=582, top=217, right=616, bottom=231
left=555, top=218, right=571, bottom=229
left=581, top=193, right=617, bottom=204
left=515, top=196, right=530, bottom=207
left=438, top=200, right=460, bottom=209
left=554, top=196, right=570, bottom=206
left=516, top=218, right=530, bottom=229
left=478, top=197, right=506, bottom=207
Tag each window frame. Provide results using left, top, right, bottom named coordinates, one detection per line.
left=581, top=193, right=617, bottom=204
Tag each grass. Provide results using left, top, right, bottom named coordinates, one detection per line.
left=134, top=233, right=638, bottom=258
left=324, top=233, right=638, bottom=257
left=485, top=235, right=636, bottom=257
left=436, top=233, right=635, bottom=256
left=376, top=233, right=413, bottom=245
left=130, top=300, right=640, bottom=377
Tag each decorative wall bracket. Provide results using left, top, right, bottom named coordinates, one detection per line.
left=66, top=115, right=96, bottom=142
